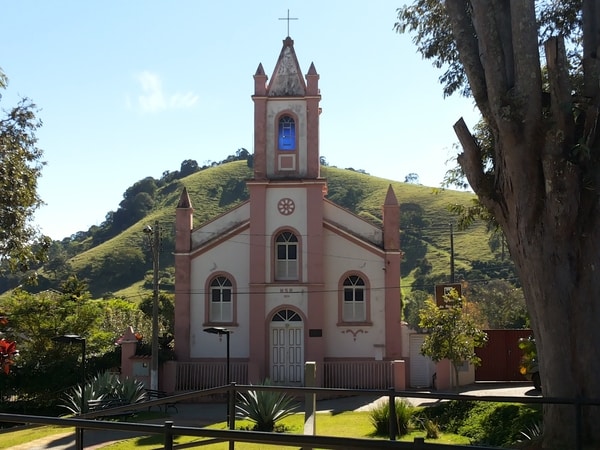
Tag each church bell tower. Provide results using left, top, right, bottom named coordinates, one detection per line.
left=251, top=37, right=321, bottom=181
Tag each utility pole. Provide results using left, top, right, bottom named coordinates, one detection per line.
left=450, top=223, right=455, bottom=283
left=144, top=221, right=160, bottom=391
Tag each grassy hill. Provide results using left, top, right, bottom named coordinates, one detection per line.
left=24, top=160, right=497, bottom=300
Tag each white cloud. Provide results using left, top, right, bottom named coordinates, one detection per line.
left=134, top=71, right=198, bottom=113
left=169, top=91, right=199, bottom=109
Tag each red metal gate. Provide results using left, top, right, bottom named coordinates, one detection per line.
left=475, top=329, right=532, bottom=382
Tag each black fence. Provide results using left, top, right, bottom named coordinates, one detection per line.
left=0, top=384, right=598, bottom=450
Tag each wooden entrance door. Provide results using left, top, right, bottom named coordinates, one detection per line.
left=270, top=309, right=303, bottom=384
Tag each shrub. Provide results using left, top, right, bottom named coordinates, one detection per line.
left=423, top=419, right=440, bottom=439
left=369, top=398, right=414, bottom=437
left=457, top=402, right=541, bottom=446
left=420, top=400, right=477, bottom=433
left=235, top=379, right=298, bottom=432
left=422, top=400, right=542, bottom=447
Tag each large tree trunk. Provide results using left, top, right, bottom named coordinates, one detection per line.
left=446, top=1, right=600, bottom=447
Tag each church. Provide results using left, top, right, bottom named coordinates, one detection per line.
left=172, top=36, right=405, bottom=388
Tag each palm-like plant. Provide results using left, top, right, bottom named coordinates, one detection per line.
left=236, top=379, right=298, bottom=432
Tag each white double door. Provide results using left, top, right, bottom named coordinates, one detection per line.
left=270, top=309, right=304, bottom=384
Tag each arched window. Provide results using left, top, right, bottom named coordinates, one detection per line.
left=342, top=275, right=367, bottom=322
left=278, top=115, right=296, bottom=150
left=275, top=231, right=298, bottom=280
left=209, top=275, right=233, bottom=322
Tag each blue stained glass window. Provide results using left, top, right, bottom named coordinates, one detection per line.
left=278, top=116, right=296, bottom=150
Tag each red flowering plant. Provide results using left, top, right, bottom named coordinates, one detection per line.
left=0, top=339, right=18, bottom=375
left=0, top=316, right=18, bottom=374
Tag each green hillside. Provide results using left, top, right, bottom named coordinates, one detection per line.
left=7, top=160, right=501, bottom=300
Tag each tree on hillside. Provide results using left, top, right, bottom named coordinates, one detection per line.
left=396, top=1, right=600, bottom=446
left=179, top=159, right=199, bottom=177
left=0, top=69, right=49, bottom=275
left=404, top=172, right=420, bottom=184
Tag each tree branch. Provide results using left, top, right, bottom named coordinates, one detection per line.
left=454, top=118, right=494, bottom=205
left=583, top=0, right=600, bottom=99
left=511, top=1, right=542, bottom=127
left=445, top=0, right=491, bottom=120
left=469, top=0, right=511, bottom=123
left=545, top=37, right=575, bottom=156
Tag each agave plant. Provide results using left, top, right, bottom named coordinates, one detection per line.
left=61, top=382, right=106, bottom=415
left=236, top=379, right=298, bottom=432
left=60, top=371, right=147, bottom=414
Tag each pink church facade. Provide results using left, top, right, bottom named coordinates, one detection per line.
left=171, top=37, right=405, bottom=389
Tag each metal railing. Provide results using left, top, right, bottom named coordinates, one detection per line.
left=175, top=362, right=248, bottom=391
left=323, top=360, right=393, bottom=389
left=1, top=384, right=598, bottom=450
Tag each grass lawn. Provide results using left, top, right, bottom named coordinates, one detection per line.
left=101, top=411, right=471, bottom=449
left=0, top=411, right=471, bottom=449
left=0, top=425, right=73, bottom=448
left=0, top=411, right=165, bottom=449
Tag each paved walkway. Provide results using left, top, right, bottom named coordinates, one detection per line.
left=5, top=383, right=539, bottom=449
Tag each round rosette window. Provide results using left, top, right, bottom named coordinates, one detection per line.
left=277, top=198, right=295, bottom=215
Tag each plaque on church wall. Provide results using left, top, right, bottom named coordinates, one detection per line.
left=309, top=329, right=322, bottom=337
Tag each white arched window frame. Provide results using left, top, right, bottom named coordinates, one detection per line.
left=275, top=231, right=299, bottom=281
left=208, top=275, right=234, bottom=323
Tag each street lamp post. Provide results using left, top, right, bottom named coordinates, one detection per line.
left=203, top=327, right=231, bottom=423
left=203, top=327, right=230, bottom=384
left=53, top=334, right=86, bottom=450
left=143, top=222, right=160, bottom=391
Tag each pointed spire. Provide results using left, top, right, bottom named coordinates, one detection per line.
left=254, top=63, right=268, bottom=96
left=255, top=63, right=265, bottom=76
left=384, top=184, right=399, bottom=206
left=267, top=37, right=306, bottom=96
left=306, top=62, right=320, bottom=96
left=383, top=185, right=400, bottom=251
left=177, top=187, right=193, bottom=209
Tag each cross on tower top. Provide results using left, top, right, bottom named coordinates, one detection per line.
left=278, top=9, right=298, bottom=37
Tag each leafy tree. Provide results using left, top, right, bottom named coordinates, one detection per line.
left=100, top=298, right=149, bottom=340
left=44, top=243, right=72, bottom=280
left=139, top=292, right=175, bottom=338
left=402, top=289, right=431, bottom=331
left=396, top=2, right=599, bottom=445
left=236, top=148, right=250, bottom=160
left=0, top=289, right=99, bottom=405
left=464, top=280, right=528, bottom=329
left=400, top=203, right=430, bottom=274
left=0, top=286, right=141, bottom=410
left=419, top=288, right=487, bottom=388
left=404, top=172, right=420, bottom=184
left=179, top=159, right=199, bottom=177
left=0, top=69, right=50, bottom=276
left=96, top=247, right=146, bottom=292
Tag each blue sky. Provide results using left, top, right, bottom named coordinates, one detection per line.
left=1, top=1, right=480, bottom=240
